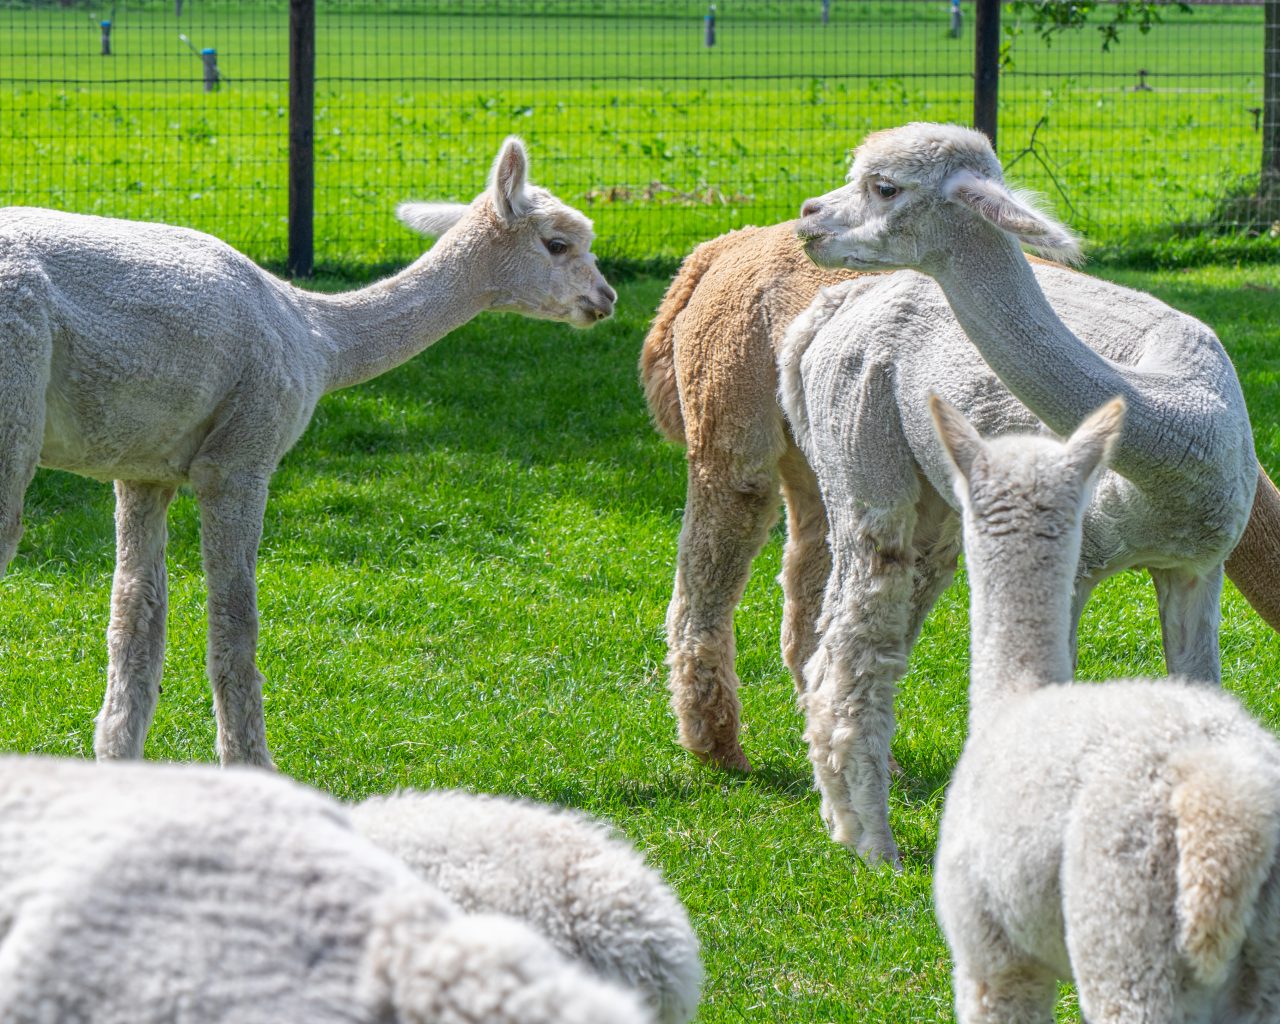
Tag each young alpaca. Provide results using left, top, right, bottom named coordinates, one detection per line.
left=351, top=789, right=702, bottom=1024
left=930, top=395, right=1280, bottom=1024
left=0, top=137, right=615, bottom=767
left=781, top=122, right=1256, bottom=863
left=0, top=756, right=650, bottom=1024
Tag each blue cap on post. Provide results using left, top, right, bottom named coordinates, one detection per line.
left=202, top=48, right=216, bottom=54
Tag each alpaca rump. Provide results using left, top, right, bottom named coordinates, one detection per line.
left=351, top=790, right=702, bottom=1024
left=0, top=757, right=651, bottom=1024
left=0, top=136, right=615, bottom=769
left=929, top=398, right=1280, bottom=1024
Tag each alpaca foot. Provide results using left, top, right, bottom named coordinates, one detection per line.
left=853, top=832, right=902, bottom=871
left=691, top=740, right=752, bottom=773
left=821, top=792, right=901, bottom=869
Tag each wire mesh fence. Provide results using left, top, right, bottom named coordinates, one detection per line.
left=0, top=0, right=1270, bottom=271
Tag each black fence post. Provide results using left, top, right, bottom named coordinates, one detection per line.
left=973, top=0, right=1000, bottom=149
left=288, top=0, right=316, bottom=279
left=1264, top=0, right=1280, bottom=194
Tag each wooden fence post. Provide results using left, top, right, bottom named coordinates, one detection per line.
left=288, top=0, right=315, bottom=279
left=974, top=0, right=1000, bottom=149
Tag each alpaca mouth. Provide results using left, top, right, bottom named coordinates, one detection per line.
left=576, top=299, right=613, bottom=324
left=795, top=226, right=831, bottom=244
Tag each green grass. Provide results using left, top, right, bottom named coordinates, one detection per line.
left=0, top=1, right=1273, bottom=268
left=1, top=260, right=1278, bottom=1020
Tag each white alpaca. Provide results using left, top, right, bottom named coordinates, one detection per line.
left=779, top=122, right=1255, bottom=863
left=351, top=790, right=702, bottom=1024
left=0, top=756, right=650, bottom=1024
left=0, top=136, right=615, bottom=768
left=929, top=395, right=1280, bottom=1024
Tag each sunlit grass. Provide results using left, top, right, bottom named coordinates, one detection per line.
left=0, top=260, right=1277, bottom=1020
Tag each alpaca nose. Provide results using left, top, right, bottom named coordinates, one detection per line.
left=800, top=198, right=824, bottom=219
left=588, top=285, right=615, bottom=321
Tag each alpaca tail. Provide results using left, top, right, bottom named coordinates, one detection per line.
left=1225, top=464, right=1280, bottom=634
left=639, top=238, right=727, bottom=445
left=361, top=891, right=652, bottom=1024
left=1169, top=742, right=1280, bottom=987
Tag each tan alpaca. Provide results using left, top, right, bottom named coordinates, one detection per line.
left=640, top=219, right=1280, bottom=775
left=0, top=137, right=615, bottom=767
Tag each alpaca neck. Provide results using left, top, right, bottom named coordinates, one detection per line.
left=930, top=225, right=1152, bottom=481
left=310, top=229, right=496, bottom=394
left=966, top=543, right=1076, bottom=720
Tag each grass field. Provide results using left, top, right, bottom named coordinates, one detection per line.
left=0, top=259, right=1277, bottom=1021
left=0, top=1, right=1270, bottom=268
left=1, top=1, right=1277, bottom=1017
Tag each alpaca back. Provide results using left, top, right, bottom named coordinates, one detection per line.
left=351, top=790, right=701, bottom=1024
left=639, top=220, right=851, bottom=447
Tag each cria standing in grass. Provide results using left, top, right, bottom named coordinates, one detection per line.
left=0, top=136, right=615, bottom=768
left=930, top=394, right=1280, bottom=1024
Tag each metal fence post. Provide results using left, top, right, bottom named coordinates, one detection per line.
left=288, top=0, right=316, bottom=278
left=973, top=0, right=1000, bottom=149
left=1265, top=0, right=1279, bottom=194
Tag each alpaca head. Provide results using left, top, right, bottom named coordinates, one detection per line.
left=930, top=394, right=1125, bottom=605
left=795, top=121, right=1081, bottom=273
left=396, top=137, right=616, bottom=328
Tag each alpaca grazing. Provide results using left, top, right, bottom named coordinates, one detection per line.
left=640, top=220, right=1280, bottom=776
left=0, top=756, right=650, bottom=1024
left=0, top=137, right=615, bottom=767
left=930, top=396, right=1280, bottom=1024
left=781, top=122, right=1257, bottom=864
left=351, top=790, right=702, bottom=1024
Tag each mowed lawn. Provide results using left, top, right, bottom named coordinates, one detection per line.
left=1, top=257, right=1277, bottom=1022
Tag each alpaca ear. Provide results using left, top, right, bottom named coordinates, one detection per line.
left=929, top=393, right=986, bottom=486
left=396, top=202, right=469, bottom=238
left=1064, top=397, right=1126, bottom=482
left=488, top=136, right=531, bottom=224
left=944, top=172, right=1082, bottom=265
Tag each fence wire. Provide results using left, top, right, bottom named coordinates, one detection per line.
left=0, top=0, right=1269, bottom=270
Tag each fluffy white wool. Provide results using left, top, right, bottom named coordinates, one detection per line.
left=351, top=790, right=702, bottom=1024
left=0, top=756, right=650, bottom=1024
left=929, top=400, right=1280, bottom=1024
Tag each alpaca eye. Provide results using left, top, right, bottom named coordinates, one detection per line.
left=545, top=238, right=569, bottom=255
left=876, top=182, right=900, bottom=199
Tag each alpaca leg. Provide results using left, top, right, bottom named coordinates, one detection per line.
left=801, top=506, right=916, bottom=865
left=936, top=859, right=1057, bottom=1023
left=192, top=468, right=273, bottom=768
left=904, top=482, right=960, bottom=647
left=1068, top=574, right=1103, bottom=672
left=952, top=960, right=1056, bottom=1024
left=778, top=443, right=830, bottom=692
left=666, top=463, right=780, bottom=772
left=1064, top=784, right=1187, bottom=1024
left=94, top=481, right=175, bottom=760
left=1150, top=564, right=1223, bottom=684
left=0, top=349, right=47, bottom=579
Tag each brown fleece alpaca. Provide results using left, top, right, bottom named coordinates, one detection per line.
left=641, top=219, right=1280, bottom=772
